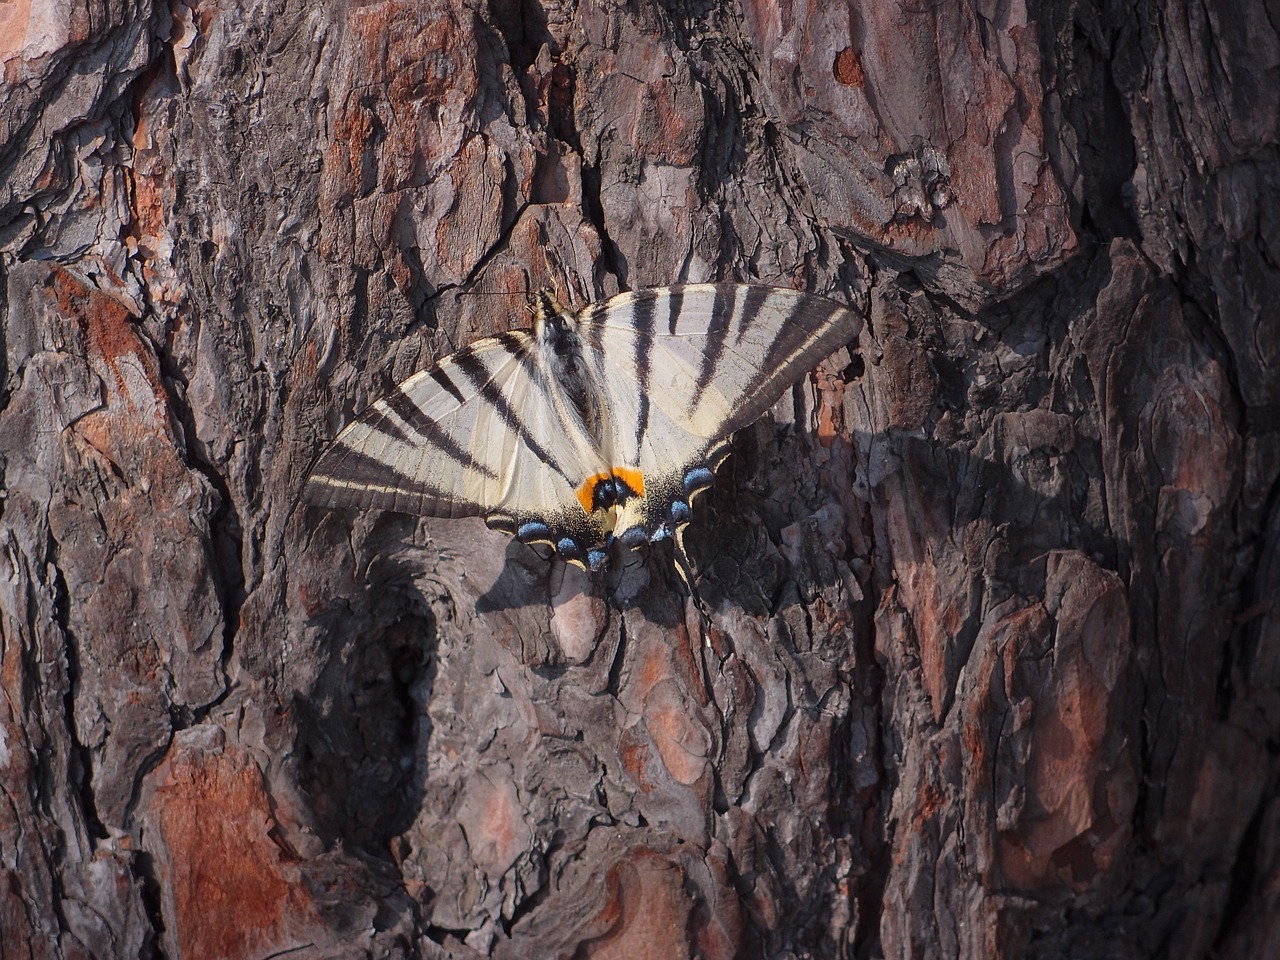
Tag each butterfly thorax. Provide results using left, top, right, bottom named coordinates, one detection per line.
left=533, top=290, right=605, bottom=445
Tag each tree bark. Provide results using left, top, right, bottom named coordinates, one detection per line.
left=1, top=1, right=1277, bottom=958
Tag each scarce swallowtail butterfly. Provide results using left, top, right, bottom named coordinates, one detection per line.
left=304, top=283, right=862, bottom=587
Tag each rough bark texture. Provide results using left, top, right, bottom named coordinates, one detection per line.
left=1, top=1, right=1277, bottom=958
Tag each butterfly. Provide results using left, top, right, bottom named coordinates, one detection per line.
left=304, top=283, right=862, bottom=587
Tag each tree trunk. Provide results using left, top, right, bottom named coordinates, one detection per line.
left=1, top=1, right=1277, bottom=958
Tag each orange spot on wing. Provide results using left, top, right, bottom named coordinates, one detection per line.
left=576, top=476, right=605, bottom=514
left=614, top=467, right=646, bottom=497
left=575, top=468, right=647, bottom=515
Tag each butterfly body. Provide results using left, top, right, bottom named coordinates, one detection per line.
left=305, top=284, right=862, bottom=578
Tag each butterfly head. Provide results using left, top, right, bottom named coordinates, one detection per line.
left=531, top=289, right=574, bottom=343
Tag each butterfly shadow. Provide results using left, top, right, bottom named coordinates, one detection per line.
left=472, top=532, right=692, bottom=630
left=287, top=412, right=1124, bottom=883
left=468, top=415, right=1122, bottom=633
left=289, top=511, right=443, bottom=853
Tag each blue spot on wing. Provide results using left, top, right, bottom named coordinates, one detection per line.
left=617, top=526, right=647, bottom=550
left=517, top=522, right=553, bottom=543
left=556, top=538, right=585, bottom=562
left=683, top=467, right=715, bottom=496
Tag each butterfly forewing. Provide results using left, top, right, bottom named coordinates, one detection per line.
left=304, top=332, right=607, bottom=537
left=583, top=284, right=858, bottom=452
left=577, top=283, right=862, bottom=545
left=584, top=284, right=859, bottom=443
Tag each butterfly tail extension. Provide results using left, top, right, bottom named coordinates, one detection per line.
left=671, top=524, right=708, bottom=618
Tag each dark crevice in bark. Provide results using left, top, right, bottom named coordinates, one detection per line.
left=488, top=0, right=626, bottom=291
left=460, top=196, right=534, bottom=291
left=501, top=0, right=622, bottom=293
left=606, top=614, right=628, bottom=699
left=261, top=945, right=320, bottom=960
left=543, top=52, right=628, bottom=293
left=695, top=82, right=757, bottom=276
left=46, top=531, right=110, bottom=845
left=1058, top=10, right=1142, bottom=243
left=578, top=142, right=626, bottom=292
left=131, top=849, right=167, bottom=959
left=652, top=0, right=715, bottom=50
left=203, top=477, right=246, bottom=699
left=852, top=457, right=890, bottom=960
left=847, top=732, right=886, bottom=960
left=44, top=865, right=82, bottom=960
left=500, top=829, right=559, bottom=936
left=424, top=923, right=475, bottom=949
left=485, top=0, right=546, bottom=74
left=148, top=325, right=245, bottom=715
left=1223, top=475, right=1280, bottom=719
left=1212, top=754, right=1275, bottom=952
left=394, top=243, right=434, bottom=321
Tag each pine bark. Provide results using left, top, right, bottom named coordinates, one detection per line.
left=1, top=1, right=1277, bottom=958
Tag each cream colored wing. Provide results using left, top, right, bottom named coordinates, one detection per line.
left=306, top=284, right=861, bottom=575
left=303, top=331, right=612, bottom=566
left=573, top=284, right=862, bottom=548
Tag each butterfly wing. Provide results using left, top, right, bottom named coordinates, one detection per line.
left=306, top=284, right=861, bottom=575
left=575, top=283, right=862, bottom=545
left=304, top=331, right=612, bottom=563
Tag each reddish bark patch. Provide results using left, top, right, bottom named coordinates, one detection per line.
left=0, top=0, right=36, bottom=70
left=832, top=47, right=864, bottom=87
left=47, top=268, right=193, bottom=493
left=582, top=852, right=693, bottom=959
left=619, top=625, right=713, bottom=791
left=127, top=104, right=170, bottom=252
left=154, top=747, right=309, bottom=960
left=457, top=768, right=528, bottom=877
left=618, top=725, right=656, bottom=793
left=52, top=269, right=146, bottom=372
left=813, top=365, right=848, bottom=447
left=645, top=680, right=711, bottom=786
left=997, top=553, right=1135, bottom=889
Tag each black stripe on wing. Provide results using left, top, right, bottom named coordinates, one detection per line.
left=688, top=284, right=734, bottom=413
left=380, top=382, right=499, bottom=480
left=665, top=286, right=684, bottom=335
left=430, top=366, right=467, bottom=405
left=453, top=335, right=575, bottom=484
left=358, top=405, right=415, bottom=445
left=732, top=284, right=773, bottom=346
left=631, top=292, right=657, bottom=452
